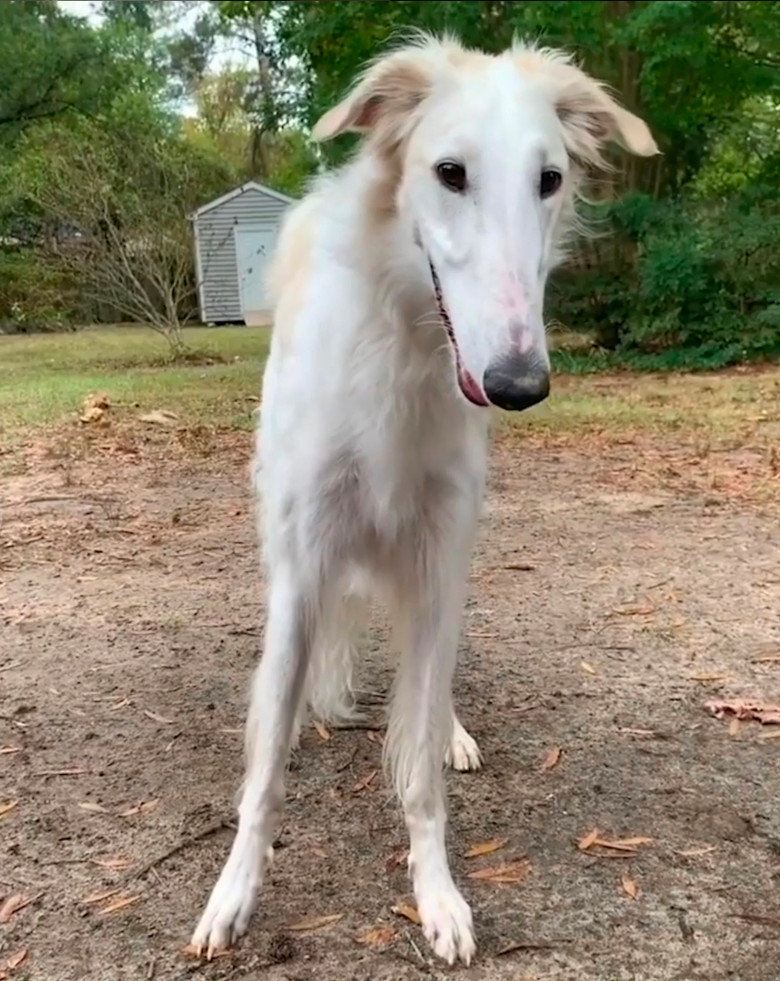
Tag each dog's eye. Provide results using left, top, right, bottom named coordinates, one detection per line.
left=436, top=161, right=467, bottom=193
left=540, top=169, right=562, bottom=199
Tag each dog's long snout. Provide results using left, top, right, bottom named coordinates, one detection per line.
left=483, top=353, right=550, bottom=412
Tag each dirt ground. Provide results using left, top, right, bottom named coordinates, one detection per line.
left=2, top=420, right=780, bottom=981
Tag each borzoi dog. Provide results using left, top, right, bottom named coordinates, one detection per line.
left=192, top=34, right=657, bottom=965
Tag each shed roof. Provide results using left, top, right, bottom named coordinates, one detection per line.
left=192, top=181, right=296, bottom=219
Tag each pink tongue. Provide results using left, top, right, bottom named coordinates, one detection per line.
left=459, top=366, right=489, bottom=407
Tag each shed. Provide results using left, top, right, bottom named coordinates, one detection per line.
left=191, top=181, right=295, bottom=326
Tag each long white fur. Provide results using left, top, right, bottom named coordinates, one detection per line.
left=192, top=34, right=656, bottom=966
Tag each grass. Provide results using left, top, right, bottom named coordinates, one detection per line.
left=0, top=325, right=270, bottom=438
left=2, top=325, right=780, bottom=456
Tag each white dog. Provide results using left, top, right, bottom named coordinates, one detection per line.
left=192, top=34, right=656, bottom=965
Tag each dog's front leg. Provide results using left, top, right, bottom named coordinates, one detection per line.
left=191, top=562, right=316, bottom=957
left=386, top=543, right=476, bottom=965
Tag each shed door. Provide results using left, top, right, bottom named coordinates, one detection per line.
left=235, top=226, right=275, bottom=322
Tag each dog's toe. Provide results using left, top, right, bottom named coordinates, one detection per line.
left=445, top=721, right=482, bottom=772
left=418, top=885, right=476, bottom=965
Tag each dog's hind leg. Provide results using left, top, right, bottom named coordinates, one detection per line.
left=191, top=561, right=323, bottom=956
left=445, top=710, right=482, bottom=772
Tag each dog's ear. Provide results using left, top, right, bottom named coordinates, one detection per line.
left=553, top=67, right=658, bottom=164
left=312, top=49, right=432, bottom=143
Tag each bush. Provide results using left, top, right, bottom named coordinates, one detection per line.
left=548, top=187, right=780, bottom=369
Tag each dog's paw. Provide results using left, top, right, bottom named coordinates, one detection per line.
left=417, top=885, right=476, bottom=965
left=190, top=841, right=272, bottom=958
left=445, top=719, right=482, bottom=772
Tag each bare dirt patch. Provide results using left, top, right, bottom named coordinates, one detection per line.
left=2, top=424, right=780, bottom=981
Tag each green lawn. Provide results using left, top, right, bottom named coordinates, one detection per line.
left=2, top=325, right=779, bottom=454
left=0, top=325, right=271, bottom=439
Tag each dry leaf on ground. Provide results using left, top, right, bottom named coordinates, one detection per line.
left=352, top=769, right=378, bottom=794
left=313, top=720, right=331, bottom=742
left=594, top=836, right=652, bottom=853
left=5, top=951, right=28, bottom=971
left=143, top=710, right=173, bottom=725
left=540, top=746, right=562, bottom=771
left=138, top=410, right=178, bottom=427
left=704, top=699, right=780, bottom=725
left=181, top=944, right=230, bottom=960
left=751, top=654, right=780, bottom=664
left=621, top=874, right=640, bottom=899
left=676, top=845, right=716, bottom=857
left=79, top=801, right=108, bottom=813
left=0, top=747, right=22, bottom=756
left=0, top=800, right=19, bottom=818
left=464, top=838, right=508, bottom=859
left=0, top=893, right=40, bottom=923
left=689, top=672, right=728, bottom=683
left=580, top=661, right=597, bottom=675
left=467, top=859, right=531, bottom=884
left=99, top=894, right=140, bottom=915
left=287, top=913, right=343, bottom=932
left=613, top=604, right=656, bottom=617
left=81, top=888, right=121, bottom=906
left=391, top=903, right=421, bottom=925
left=92, top=855, right=134, bottom=871
left=577, top=827, right=600, bottom=851
left=357, top=925, right=396, bottom=946
left=119, top=799, right=159, bottom=817
left=385, top=848, right=408, bottom=872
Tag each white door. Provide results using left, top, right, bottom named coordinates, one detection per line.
left=235, top=227, right=276, bottom=323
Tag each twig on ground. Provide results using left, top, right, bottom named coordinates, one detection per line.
left=132, top=819, right=235, bottom=880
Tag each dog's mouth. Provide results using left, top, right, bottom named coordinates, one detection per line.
left=427, top=260, right=489, bottom=408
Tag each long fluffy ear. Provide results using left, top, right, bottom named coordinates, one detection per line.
left=311, top=46, right=436, bottom=144
left=554, top=70, right=658, bottom=165
left=521, top=47, right=658, bottom=165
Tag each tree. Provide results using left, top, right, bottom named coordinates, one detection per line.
left=14, top=110, right=234, bottom=346
left=0, top=1, right=121, bottom=143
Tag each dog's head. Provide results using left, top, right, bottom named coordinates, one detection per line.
left=313, top=35, right=657, bottom=411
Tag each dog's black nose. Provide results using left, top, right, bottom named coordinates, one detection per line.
left=483, top=355, right=550, bottom=412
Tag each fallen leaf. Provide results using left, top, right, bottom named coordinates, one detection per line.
left=119, top=799, right=159, bottom=817
left=704, top=699, right=780, bottom=725
left=138, top=410, right=178, bottom=427
left=352, top=769, right=378, bottom=794
left=0, top=800, right=19, bottom=818
left=36, top=768, right=87, bottom=777
left=81, top=888, right=121, bottom=906
left=614, top=604, right=656, bottom=616
left=621, top=874, right=640, bottom=899
left=0, top=893, right=40, bottom=923
left=617, top=727, right=658, bottom=737
left=391, top=903, right=421, bottom=925
left=580, top=661, right=597, bottom=675
left=313, top=720, right=331, bottom=742
left=593, top=836, right=652, bottom=853
left=467, top=860, right=531, bottom=884
left=310, top=846, right=327, bottom=859
left=91, top=856, right=134, bottom=871
left=759, top=730, right=780, bottom=741
left=287, top=913, right=343, bottom=932
left=5, top=950, right=27, bottom=970
left=464, top=838, right=508, bottom=859
left=676, top=845, right=716, bottom=857
left=577, top=827, right=600, bottom=851
left=357, top=925, right=396, bottom=946
left=79, top=801, right=108, bottom=813
left=540, top=747, right=562, bottom=772
left=99, top=894, right=141, bottom=915
left=385, top=848, right=408, bottom=872
left=0, top=747, right=22, bottom=756
left=751, top=655, right=780, bottom=664
left=143, top=710, right=173, bottom=725
left=689, top=673, right=728, bottom=683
